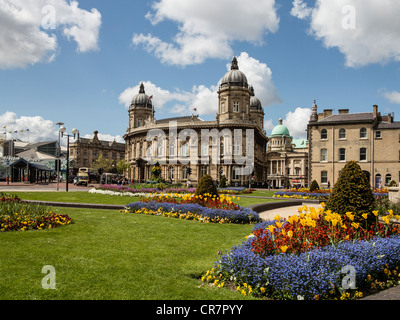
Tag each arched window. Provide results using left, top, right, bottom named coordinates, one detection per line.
left=321, top=129, right=328, bottom=140
left=339, top=128, right=346, bottom=139
left=168, top=167, right=174, bottom=180
left=360, top=128, right=367, bottom=139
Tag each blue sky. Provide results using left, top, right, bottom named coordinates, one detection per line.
left=1, top=0, right=400, bottom=144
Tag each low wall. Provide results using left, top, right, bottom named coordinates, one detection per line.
left=247, top=200, right=303, bottom=213
left=389, top=187, right=400, bottom=203
left=22, top=200, right=125, bottom=210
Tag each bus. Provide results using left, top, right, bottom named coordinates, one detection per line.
left=100, top=173, right=119, bottom=185
left=79, top=167, right=100, bottom=183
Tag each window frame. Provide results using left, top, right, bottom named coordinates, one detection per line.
left=339, top=148, right=346, bottom=162
left=339, top=128, right=346, bottom=140
left=360, top=128, right=367, bottom=139
left=320, top=148, right=328, bottom=162
left=360, top=148, right=367, bottom=161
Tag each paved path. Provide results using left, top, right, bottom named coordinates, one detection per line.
left=259, top=203, right=323, bottom=221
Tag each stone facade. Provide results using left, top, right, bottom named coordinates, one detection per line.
left=69, top=131, right=125, bottom=171
left=266, top=119, right=308, bottom=188
left=124, top=57, right=269, bottom=186
left=308, top=103, right=400, bottom=189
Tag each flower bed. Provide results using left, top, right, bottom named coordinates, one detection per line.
left=140, top=192, right=241, bottom=211
left=274, top=188, right=388, bottom=200
left=201, top=205, right=400, bottom=300
left=94, top=184, right=196, bottom=195
left=218, top=187, right=254, bottom=194
left=124, top=201, right=261, bottom=224
left=0, top=199, right=72, bottom=232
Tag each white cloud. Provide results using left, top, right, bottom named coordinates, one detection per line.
left=235, top=52, right=282, bottom=107
left=82, top=133, right=125, bottom=144
left=291, top=0, right=400, bottom=67
left=119, top=53, right=280, bottom=116
left=0, top=112, right=57, bottom=143
left=290, top=0, right=312, bottom=20
left=382, top=90, right=400, bottom=104
left=133, top=0, right=279, bottom=66
left=0, top=0, right=101, bottom=69
left=119, top=81, right=191, bottom=111
left=264, top=119, right=275, bottom=133
left=283, top=107, right=312, bottom=139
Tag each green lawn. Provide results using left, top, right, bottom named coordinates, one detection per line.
left=0, top=207, right=256, bottom=300
left=11, top=191, right=279, bottom=207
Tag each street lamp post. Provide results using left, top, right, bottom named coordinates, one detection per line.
left=56, top=122, right=64, bottom=191
left=59, top=127, right=78, bottom=192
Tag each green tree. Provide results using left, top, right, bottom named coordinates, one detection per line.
left=309, top=180, right=320, bottom=192
left=219, top=175, right=227, bottom=188
left=92, top=154, right=112, bottom=173
left=116, top=159, right=130, bottom=175
left=195, top=174, right=219, bottom=197
left=151, top=161, right=162, bottom=181
left=325, top=161, right=375, bottom=224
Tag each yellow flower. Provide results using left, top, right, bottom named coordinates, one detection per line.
left=274, top=214, right=281, bottom=221
left=287, top=230, right=293, bottom=239
left=362, top=213, right=368, bottom=220
left=280, top=245, right=288, bottom=253
left=372, top=210, right=379, bottom=217
left=260, top=287, right=266, bottom=293
left=267, top=225, right=275, bottom=233
left=351, top=222, right=359, bottom=229
left=275, top=221, right=283, bottom=229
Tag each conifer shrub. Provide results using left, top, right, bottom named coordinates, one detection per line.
left=325, top=161, right=375, bottom=223
left=195, top=174, right=219, bottom=197
left=309, top=180, right=320, bottom=192
left=219, top=175, right=227, bottom=188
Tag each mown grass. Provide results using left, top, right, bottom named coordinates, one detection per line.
left=12, top=191, right=279, bottom=208
left=0, top=207, right=257, bottom=300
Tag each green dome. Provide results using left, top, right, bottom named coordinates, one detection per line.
left=270, top=119, right=291, bottom=137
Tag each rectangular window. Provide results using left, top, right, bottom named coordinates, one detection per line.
left=182, top=167, right=188, bottom=180
left=375, top=131, right=381, bottom=139
left=339, top=148, right=346, bottom=161
left=360, top=148, right=367, bottom=161
left=232, top=166, right=241, bottom=180
left=169, top=143, right=175, bottom=156
left=233, top=102, right=239, bottom=113
left=201, top=142, right=208, bottom=156
left=233, top=141, right=241, bottom=155
left=221, top=102, right=225, bottom=113
left=200, top=166, right=207, bottom=178
left=321, top=171, right=328, bottom=184
left=320, top=149, right=327, bottom=162
left=138, top=119, right=143, bottom=127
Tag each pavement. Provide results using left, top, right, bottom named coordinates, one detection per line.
left=0, top=181, right=100, bottom=192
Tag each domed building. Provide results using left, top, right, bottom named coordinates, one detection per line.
left=266, top=119, right=308, bottom=188
left=123, top=57, right=269, bottom=186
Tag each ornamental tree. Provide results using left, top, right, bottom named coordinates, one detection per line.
left=195, top=174, right=219, bottom=197
left=325, top=161, right=375, bottom=224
